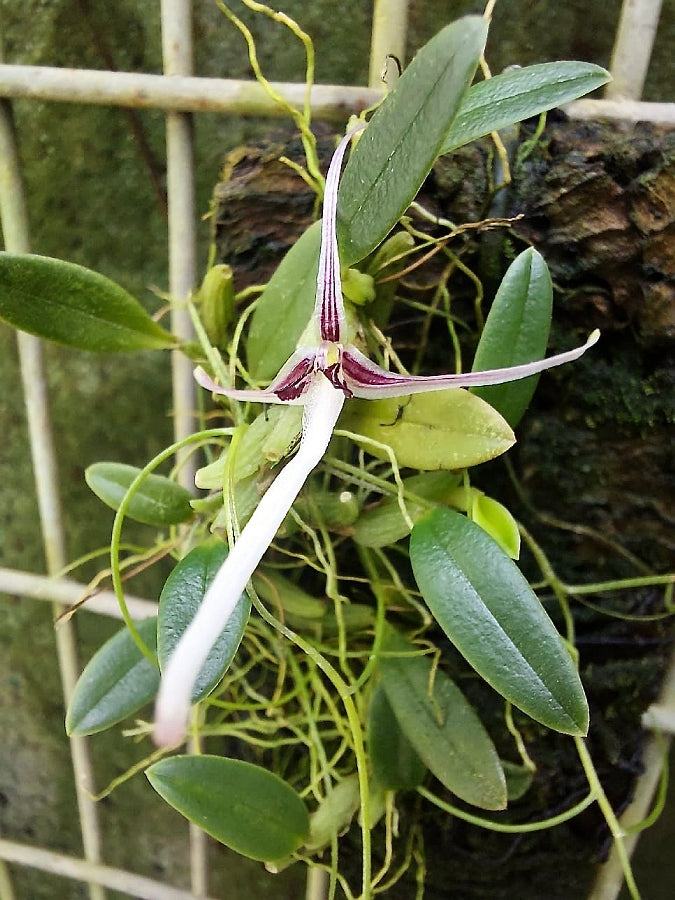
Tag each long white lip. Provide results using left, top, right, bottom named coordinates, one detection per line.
left=153, top=374, right=345, bottom=747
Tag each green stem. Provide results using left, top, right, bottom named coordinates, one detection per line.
left=563, top=574, right=674, bottom=595
left=351, top=547, right=388, bottom=693
left=247, top=584, right=372, bottom=899
left=109, top=428, right=234, bottom=662
left=417, top=785, right=596, bottom=833
left=575, top=737, right=641, bottom=900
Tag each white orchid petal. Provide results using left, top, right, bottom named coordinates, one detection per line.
left=342, top=330, right=600, bottom=399
left=316, top=125, right=365, bottom=343
left=194, top=347, right=318, bottom=405
left=153, top=373, right=344, bottom=747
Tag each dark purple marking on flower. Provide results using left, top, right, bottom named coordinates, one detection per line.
left=323, top=361, right=354, bottom=398
left=341, top=347, right=411, bottom=388
left=271, top=354, right=317, bottom=401
left=315, top=126, right=365, bottom=344
left=340, top=334, right=600, bottom=399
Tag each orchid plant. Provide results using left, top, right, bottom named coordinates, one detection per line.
left=2, top=4, right=657, bottom=899
left=154, top=124, right=598, bottom=748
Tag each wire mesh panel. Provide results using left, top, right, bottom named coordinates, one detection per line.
left=0, top=1, right=672, bottom=898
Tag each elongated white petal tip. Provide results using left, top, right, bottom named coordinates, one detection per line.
left=152, top=680, right=192, bottom=747
left=153, top=692, right=189, bottom=748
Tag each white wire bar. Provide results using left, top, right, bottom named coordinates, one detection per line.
left=0, top=567, right=156, bottom=620
left=0, top=65, right=380, bottom=118
left=161, top=0, right=198, bottom=494
left=0, top=68, right=106, bottom=900
left=590, top=644, right=675, bottom=899
left=0, top=838, right=218, bottom=900
left=1, top=66, right=673, bottom=125
left=160, top=2, right=207, bottom=895
left=606, top=0, right=664, bottom=100
left=564, top=98, right=675, bottom=125
left=368, top=0, right=409, bottom=88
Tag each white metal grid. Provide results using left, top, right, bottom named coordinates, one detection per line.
left=0, top=1, right=672, bottom=897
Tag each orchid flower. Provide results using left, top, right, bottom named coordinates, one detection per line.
left=153, top=127, right=599, bottom=747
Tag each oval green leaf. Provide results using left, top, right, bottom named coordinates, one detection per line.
left=337, top=16, right=488, bottom=265
left=380, top=628, right=506, bottom=810
left=502, top=761, right=534, bottom=802
left=253, top=570, right=327, bottom=620
left=157, top=541, right=250, bottom=701
left=409, top=508, right=589, bottom=735
left=0, top=253, right=174, bottom=351
left=66, top=617, right=159, bottom=736
left=341, top=389, right=515, bottom=470
left=471, top=492, right=521, bottom=560
left=368, top=684, right=427, bottom=791
left=146, top=755, right=309, bottom=861
left=471, top=248, right=553, bottom=427
left=85, top=462, right=193, bottom=526
left=246, top=220, right=321, bottom=380
left=440, top=61, right=611, bottom=154
left=353, top=471, right=460, bottom=548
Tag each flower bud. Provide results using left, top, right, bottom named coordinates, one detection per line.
left=341, top=267, right=376, bottom=306
left=196, top=264, right=235, bottom=346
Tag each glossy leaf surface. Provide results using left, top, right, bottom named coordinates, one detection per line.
left=369, top=684, right=427, bottom=791
left=470, top=248, right=552, bottom=427
left=0, top=253, right=174, bottom=351
left=410, top=508, right=589, bottom=735
left=337, top=16, right=488, bottom=265
left=85, top=462, right=193, bottom=526
left=342, top=389, right=515, bottom=470
left=157, top=542, right=250, bottom=701
left=146, top=755, right=309, bottom=861
left=66, top=617, right=159, bottom=736
left=380, top=629, right=506, bottom=810
left=440, top=61, right=611, bottom=154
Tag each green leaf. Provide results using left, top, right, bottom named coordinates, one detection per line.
left=471, top=491, right=521, bottom=560
left=66, top=617, right=159, bottom=736
left=365, top=231, right=416, bottom=330
left=294, top=485, right=360, bottom=530
left=337, top=16, right=488, bottom=265
left=353, top=470, right=460, bottom=548
left=210, top=471, right=262, bottom=532
left=380, top=628, right=506, bottom=810
left=502, top=761, right=534, bottom=802
left=146, top=755, right=309, bottom=861
left=319, top=604, right=375, bottom=638
left=369, top=684, right=427, bottom=791
left=0, top=253, right=174, bottom=351
left=253, top=570, right=327, bottom=620
left=157, top=542, right=250, bottom=702
left=341, top=389, right=515, bottom=470
left=471, top=248, right=553, bottom=427
left=441, top=61, right=611, bottom=155
left=409, top=508, right=589, bottom=735
left=85, top=462, right=193, bottom=527
left=305, top=775, right=361, bottom=852
left=246, top=221, right=321, bottom=380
